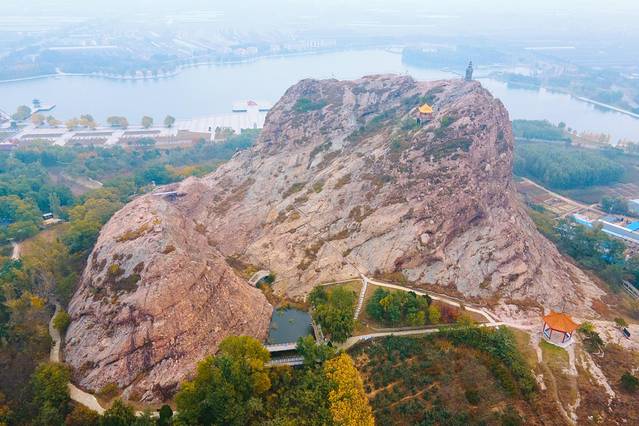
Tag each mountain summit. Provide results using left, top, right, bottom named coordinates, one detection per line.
left=65, top=75, right=603, bottom=401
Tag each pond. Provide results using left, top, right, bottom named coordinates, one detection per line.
left=267, top=308, right=313, bottom=345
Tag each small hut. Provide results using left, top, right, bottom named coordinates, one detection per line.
left=415, top=103, right=433, bottom=124
left=542, top=311, right=579, bottom=347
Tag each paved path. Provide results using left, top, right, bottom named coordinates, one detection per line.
left=339, top=322, right=505, bottom=350
left=353, top=275, right=368, bottom=319
left=360, top=276, right=497, bottom=324
left=10, top=241, right=20, bottom=260
left=47, top=302, right=107, bottom=414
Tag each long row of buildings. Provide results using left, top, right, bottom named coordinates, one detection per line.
left=573, top=211, right=639, bottom=245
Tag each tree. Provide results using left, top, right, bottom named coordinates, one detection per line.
left=428, top=305, right=441, bottom=324
left=0, top=291, right=10, bottom=341
left=53, top=309, right=71, bottom=333
left=31, top=113, right=45, bottom=126
left=106, top=116, right=129, bottom=128
left=297, top=335, right=336, bottom=367
left=31, top=362, right=71, bottom=424
left=311, top=286, right=356, bottom=343
left=614, top=317, right=628, bottom=329
left=46, top=116, right=61, bottom=127
left=601, top=196, right=630, bottom=215
left=12, top=105, right=32, bottom=121
left=65, top=404, right=100, bottom=426
left=101, top=399, right=136, bottom=426
left=158, top=404, right=173, bottom=426
left=141, top=116, right=153, bottom=129
left=66, top=118, right=80, bottom=130
left=163, top=115, right=176, bottom=128
left=323, top=353, right=375, bottom=426
left=175, top=336, right=271, bottom=425
left=79, top=114, right=97, bottom=129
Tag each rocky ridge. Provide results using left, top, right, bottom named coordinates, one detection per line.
left=65, top=74, right=604, bottom=401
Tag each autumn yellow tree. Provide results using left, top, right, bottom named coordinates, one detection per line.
left=324, top=353, right=375, bottom=426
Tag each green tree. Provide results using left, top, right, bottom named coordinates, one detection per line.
left=621, top=372, right=639, bottom=393
left=65, top=404, right=100, bottom=426
left=311, top=286, right=355, bottom=343
left=0, top=291, right=10, bottom=341
left=428, top=305, right=441, bottom=324
left=158, top=404, right=173, bottom=426
left=141, top=116, right=154, bottom=129
left=30, top=362, right=71, bottom=424
left=107, top=116, right=129, bottom=129
left=164, top=115, right=176, bottom=128
left=297, top=335, right=336, bottom=367
left=46, top=116, right=61, bottom=127
left=53, top=309, right=71, bottom=333
left=175, top=336, right=271, bottom=425
left=12, top=105, right=32, bottom=121
left=80, top=114, right=97, bottom=129
left=101, top=399, right=136, bottom=426
left=601, top=196, right=629, bottom=215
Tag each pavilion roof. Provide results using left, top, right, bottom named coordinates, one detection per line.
left=418, top=104, right=433, bottom=114
left=543, top=311, right=579, bottom=333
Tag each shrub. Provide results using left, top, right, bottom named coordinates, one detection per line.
left=294, top=98, right=327, bottom=112
left=620, top=372, right=639, bottom=393
left=464, top=388, right=480, bottom=405
left=52, top=309, right=71, bottom=333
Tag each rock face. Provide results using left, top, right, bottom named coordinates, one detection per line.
left=66, top=74, right=604, bottom=401
left=64, top=196, right=272, bottom=402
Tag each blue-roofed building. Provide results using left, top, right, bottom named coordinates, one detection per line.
left=627, top=221, right=639, bottom=232
left=573, top=214, right=593, bottom=227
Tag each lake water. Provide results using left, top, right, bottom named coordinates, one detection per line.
left=267, top=308, right=313, bottom=345
left=1, top=49, right=639, bottom=143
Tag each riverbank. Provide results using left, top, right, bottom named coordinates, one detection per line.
left=0, top=47, right=365, bottom=85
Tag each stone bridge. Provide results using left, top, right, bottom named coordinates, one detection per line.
left=248, top=270, right=271, bottom=286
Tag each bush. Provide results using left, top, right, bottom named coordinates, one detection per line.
left=294, top=98, right=327, bottom=112
left=52, top=309, right=71, bottom=333
left=465, top=388, right=481, bottom=405
left=620, top=372, right=639, bottom=393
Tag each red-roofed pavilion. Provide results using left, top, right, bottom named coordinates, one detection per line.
left=542, top=311, right=579, bottom=347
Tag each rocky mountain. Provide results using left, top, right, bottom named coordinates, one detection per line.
left=65, top=74, right=604, bottom=402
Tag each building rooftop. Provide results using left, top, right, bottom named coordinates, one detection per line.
left=418, top=104, right=433, bottom=114
left=543, top=311, right=579, bottom=333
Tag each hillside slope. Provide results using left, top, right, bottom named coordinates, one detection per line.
left=66, top=74, right=604, bottom=401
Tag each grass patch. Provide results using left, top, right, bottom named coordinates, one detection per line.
left=294, top=98, right=327, bottom=112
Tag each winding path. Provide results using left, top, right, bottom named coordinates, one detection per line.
left=339, top=322, right=506, bottom=351
left=48, top=302, right=106, bottom=414
left=10, top=241, right=20, bottom=260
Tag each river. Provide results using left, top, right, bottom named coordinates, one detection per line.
left=1, top=49, right=638, bottom=143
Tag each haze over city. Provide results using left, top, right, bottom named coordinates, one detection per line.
left=1, top=1, right=639, bottom=425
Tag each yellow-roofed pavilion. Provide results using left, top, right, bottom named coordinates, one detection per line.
left=418, top=104, right=433, bottom=114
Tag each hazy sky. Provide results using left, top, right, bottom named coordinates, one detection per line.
left=2, top=0, right=638, bottom=42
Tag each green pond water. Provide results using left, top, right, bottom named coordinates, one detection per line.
left=267, top=308, right=313, bottom=345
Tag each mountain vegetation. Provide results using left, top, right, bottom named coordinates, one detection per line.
left=351, top=327, right=540, bottom=425
left=0, top=131, right=259, bottom=423
left=514, top=140, right=624, bottom=189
